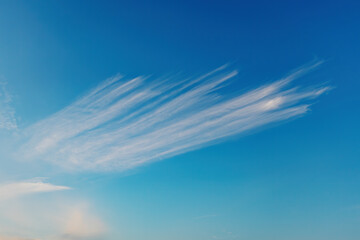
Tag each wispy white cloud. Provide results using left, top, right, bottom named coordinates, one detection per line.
left=20, top=63, right=330, bottom=171
left=0, top=179, right=70, bottom=201
left=0, top=81, right=17, bottom=130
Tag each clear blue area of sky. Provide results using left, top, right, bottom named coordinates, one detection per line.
left=0, top=0, right=359, bottom=239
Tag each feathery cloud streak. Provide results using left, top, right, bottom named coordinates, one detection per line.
left=21, top=63, right=330, bottom=171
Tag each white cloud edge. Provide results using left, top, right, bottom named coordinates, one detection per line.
left=0, top=179, right=70, bottom=201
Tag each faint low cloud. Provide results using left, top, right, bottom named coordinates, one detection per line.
left=60, top=204, right=106, bottom=239
left=0, top=236, right=39, bottom=240
left=0, top=197, right=106, bottom=240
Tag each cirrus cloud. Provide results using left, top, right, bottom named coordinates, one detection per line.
left=19, top=62, right=330, bottom=171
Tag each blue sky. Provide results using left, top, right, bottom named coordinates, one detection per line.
left=0, top=0, right=359, bottom=239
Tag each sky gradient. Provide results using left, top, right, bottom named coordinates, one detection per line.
left=0, top=0, right=359, bottom=239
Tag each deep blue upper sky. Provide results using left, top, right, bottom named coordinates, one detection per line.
left=0, top=0, right=359, bottom=239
